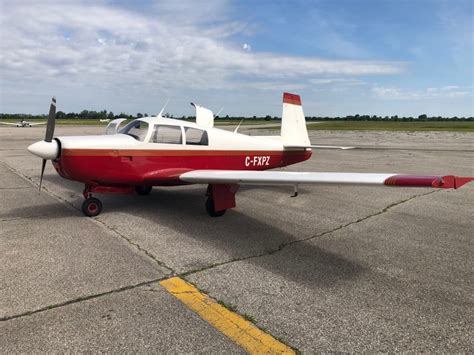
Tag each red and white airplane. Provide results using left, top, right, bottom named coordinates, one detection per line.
left=27, top=94, right=473, bottom=217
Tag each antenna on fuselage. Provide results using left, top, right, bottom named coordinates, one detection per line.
left=233, top=118, right=244, bottom=133
left=158, top=99, right=170, bottom=118
left=214, top=107, right=223, bottom=118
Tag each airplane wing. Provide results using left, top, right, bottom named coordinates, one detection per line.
left=28, top=122, right=47, bottom=126
left=0, top=122, right=18, bottom=126
left=180, top=170, right=473, bottom=189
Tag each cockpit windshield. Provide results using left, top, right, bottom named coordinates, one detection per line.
left=120, top=120, right=149, bottom=141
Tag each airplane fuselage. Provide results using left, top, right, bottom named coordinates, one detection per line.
left=51, top=117, right=312, bottom=187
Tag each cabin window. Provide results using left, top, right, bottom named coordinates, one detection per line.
left=121, top=121, right=149, bottom=141
left=152, top=125, right=183, bottom=144
left=105, top=123, right=117, bottom=135
left=185, top=127, right=208, bottom=145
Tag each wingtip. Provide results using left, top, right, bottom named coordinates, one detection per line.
left=384, top=175, right=474, bottom=189
left=436, top=176, right=474, bottom=189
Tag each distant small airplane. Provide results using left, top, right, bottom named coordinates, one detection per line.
left=99, top=118, right=110, bottom=123
left=0, top=119, right=46, bottom=127
left=27, top=94, right=473, bottom=217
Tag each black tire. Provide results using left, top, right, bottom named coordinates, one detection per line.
left=82, top=197, right=102, bottom=217
left=205, top=197, right=226, bottom=217
left=135, top=185, right=152, bottom=195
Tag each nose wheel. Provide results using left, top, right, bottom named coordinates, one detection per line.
left=82, top=197, right=102, bottom=217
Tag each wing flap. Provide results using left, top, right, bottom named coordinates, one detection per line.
left=180, top=170, right=473, bottom=189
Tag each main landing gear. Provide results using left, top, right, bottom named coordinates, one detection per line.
left=135, top=185, right=152, bottom=195
left=205, top=197, right=226, bottom=217
left=205, top=184, right=239, bottom=217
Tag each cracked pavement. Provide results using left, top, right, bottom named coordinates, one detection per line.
left=1, top=126, right=473, bottom=352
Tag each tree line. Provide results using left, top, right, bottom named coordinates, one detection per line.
left=0, top=110, right=472, bottom=121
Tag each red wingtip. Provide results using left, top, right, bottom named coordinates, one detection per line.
left=283, top=92, right=301, bottom=106
left=436, top=176, right=474, bottom=189
left=384, top=175, right=474, bottom=189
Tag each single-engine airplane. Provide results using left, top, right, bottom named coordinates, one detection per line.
left=27, top=94, right=473, bottom=217
left=1, top=119, right=46, bottom=127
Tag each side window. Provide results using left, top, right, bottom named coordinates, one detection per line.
left=105, top=123, right=117, bottom=135
left=121, top=121, right=149, bottom=141
left=152, top=125, right=182, bottom=144
left=185, top=127, right=208, bottom=145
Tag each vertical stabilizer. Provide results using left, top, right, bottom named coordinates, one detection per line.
left=281, top=92, right=310, bottom=146
left=191, top=103, right=214, bottom=128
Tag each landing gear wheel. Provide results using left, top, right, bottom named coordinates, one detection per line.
left=135, top=185, right=152, bottom=195
left=82, top=197, right=102, bottom=217
left=205, top=197, right=226, bottom=217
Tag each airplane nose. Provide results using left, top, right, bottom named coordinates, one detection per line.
left=27, top=140, right=59, bottom=160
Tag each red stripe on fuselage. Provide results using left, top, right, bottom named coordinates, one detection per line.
left=53, top=149, right=312, bottom=186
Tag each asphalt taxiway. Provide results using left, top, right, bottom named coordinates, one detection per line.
left=1, top=126, right=473, bottom=352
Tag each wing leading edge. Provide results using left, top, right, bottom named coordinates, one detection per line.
left=180, top=170, right=474, bottom=189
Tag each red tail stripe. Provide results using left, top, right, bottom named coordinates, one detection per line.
left=283, top=92, right=301, bottom=106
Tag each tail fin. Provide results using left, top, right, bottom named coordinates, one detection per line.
left=281, top=92, right=310, bottom=146
left=190, top=102, right=214, bottom=128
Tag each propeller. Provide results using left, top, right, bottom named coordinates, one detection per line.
left=39, top=97, right=56, bottom=191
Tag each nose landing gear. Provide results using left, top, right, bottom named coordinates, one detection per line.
left=82, top=197, right=102, bottom=217
left=81, top=184, right=134, bottom=217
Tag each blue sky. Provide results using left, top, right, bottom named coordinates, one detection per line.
left=0, top=0, right=472, bottom=117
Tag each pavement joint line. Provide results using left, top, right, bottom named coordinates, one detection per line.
left=0, top=186, right=35, bottom=190
left=0, top=214, right=55, bottom=222
left=0, top=277, right=165, bottom=322
left=180, top=189, right=439, bottom=278
left=0, top=160, right=176, bottom=274
left=95, top=218, right=176, bottom=274
left=160, top=277, right=296, bottom=354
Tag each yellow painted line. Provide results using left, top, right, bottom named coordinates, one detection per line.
left=160, top=277, right=294, bottom=354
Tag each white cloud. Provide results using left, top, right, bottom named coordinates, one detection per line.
left=310, top=78, right=365, bottom=85
left=0, top=0, right=404, bottom=113
left=372, top=85, right=473, bottom=100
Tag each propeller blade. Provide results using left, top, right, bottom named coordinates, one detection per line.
left=39, top=159, right=46, bottom=192
left=45, top=96, right=56, bottom=142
